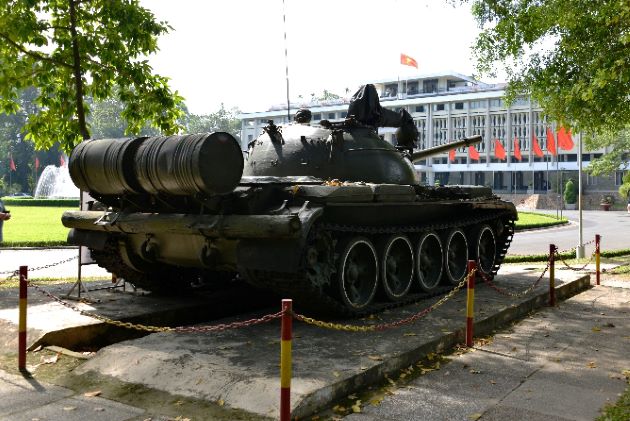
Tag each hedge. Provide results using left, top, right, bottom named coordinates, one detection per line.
left=0, top=198, right=80, bottom=207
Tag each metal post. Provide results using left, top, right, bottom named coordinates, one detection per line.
left=466, top=260, right=476, bottom=347
left=549, top=244, right=556, bottom=306
left=595, top=234, right=601, bottom=286
left=18, top=266, right=27, bottom=371
left=280, top=299, right=293, bottom=421
left=576, top=133, right=585, bottom=258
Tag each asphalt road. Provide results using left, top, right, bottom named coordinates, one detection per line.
left=508, top=209, right=630, bottom=256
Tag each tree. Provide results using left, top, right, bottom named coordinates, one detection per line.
left=0, top=0, right=184, bottom=152
left=564, top=179, right=577, bottom=205
left=466, top=0, right=630, bottom=134
left=184, top=104, right=241, bottom=140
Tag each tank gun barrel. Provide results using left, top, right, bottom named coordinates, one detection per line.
left=410, top=135, right=482, bottom=163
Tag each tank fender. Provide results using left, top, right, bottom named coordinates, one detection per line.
left=237, top=203, right=323, bottom=273
left=67, top=228, right=109, bottom=250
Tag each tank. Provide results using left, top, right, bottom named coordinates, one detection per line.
left=62, top=84, right=517, bottom=316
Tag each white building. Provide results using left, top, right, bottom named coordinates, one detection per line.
left=239, top=72, right=626, bottom=207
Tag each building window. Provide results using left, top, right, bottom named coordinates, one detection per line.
left=586, top=173, right=597, bottom=186
left=327, top=113, right=336, bottom=120
left=470, top=100, right=485, bottom=109
left=246, top=120, right=255, bottom=126
left=435, top=103, right=445, bottom=111
left=247, top=134, right=253, bottom=142
left=312, top=113, right=321, bottom=121
left=340, top=112, right=347, bottom=118
left=489, top=99, right=503, bottom=107
left=423, top=79, right=438, bottom=93
left=415, top=105, right=425, bottom=113
left=615, top=171, right=625, bottom=186
left=453, top=102, right=464, bottom=110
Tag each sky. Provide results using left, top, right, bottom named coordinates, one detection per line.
left=140, top=0, right=492, bottom=115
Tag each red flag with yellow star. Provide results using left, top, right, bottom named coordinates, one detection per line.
left=400, top=53, right=418, bottom=69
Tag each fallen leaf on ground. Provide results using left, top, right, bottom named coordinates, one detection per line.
left=63, top=407, right=77, bottom=411
left=332, top=405, right=347, bottom=414
left=403, top=333, right=417, bottom=337
left=332, top=371, right=340, bottom=378
left=592, top=327, right=601, bottom=332
left=587, top=361, right=597, bottom=368
left=42, top=354, right=59, bottom=364
left=469, top=369, right=481, bottom=374
left=347, top=394, right=357, bottom=400
left=173, top=400, right=184, bottom=406
left=217, top=399, right=224, bottom=406
left=489, top=380, right=497, bottom=384
left=83, top=390, right=101, bottom=397
left=93, top=407, right=105, bottom=412
left=368, top=355, right=383, bottom=361
left=370, top=397, right=383, bottom=406
left=468, top=413, right=482, bottom=420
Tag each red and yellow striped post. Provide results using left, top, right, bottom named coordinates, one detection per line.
left=465, top=260, right=476, bottom=347
left=280, top=299, right=293, bottom=421
left=595, top=234, right=601, bottom=286
left=549, top=244, right=556, bottom=306
left=18, top=266, right=28, bottom=371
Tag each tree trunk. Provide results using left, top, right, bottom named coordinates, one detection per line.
left=68, top=0, right=90, bottom=140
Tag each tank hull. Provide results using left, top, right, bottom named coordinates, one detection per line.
left=63, top=177, right=517, bottom=315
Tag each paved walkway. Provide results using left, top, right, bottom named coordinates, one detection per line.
left=344, top=280, right=630, bottom=420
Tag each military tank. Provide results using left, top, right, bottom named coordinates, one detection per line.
left=62, top=84, right=517, bottom=316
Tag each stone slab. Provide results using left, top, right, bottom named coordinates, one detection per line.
left=72, top=266, right=590, bottom=419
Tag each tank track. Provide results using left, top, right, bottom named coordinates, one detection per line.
left=90, top=238, right=196, bottom=293
left=245, top=210, right=516, bottom=318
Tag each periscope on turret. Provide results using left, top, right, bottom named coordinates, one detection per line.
left=62, top=84, right=517, bottom=316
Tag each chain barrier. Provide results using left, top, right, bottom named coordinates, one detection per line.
left=555, top=249, right=595, bottom=272
left=26, top=281, right=283, bottom=333
left=1, top=255, right=78, bottom=280
left=292, top=271, right=473, bottom=332
left=556, top=238, right=596, bottom=255
left=479, top=260, right=550, bottom=298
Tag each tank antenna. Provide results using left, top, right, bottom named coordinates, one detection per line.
left=282, top=0, right=291, bottom=121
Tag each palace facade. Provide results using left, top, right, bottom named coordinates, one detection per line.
left=239, top=72, right=626, bottom=207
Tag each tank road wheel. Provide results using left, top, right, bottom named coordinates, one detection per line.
left=415, top=231, right=444, bottom=292
left=338, top=237, right=379, bottom=310
left=379, top=235, right=414, bottom=301
left=443, top=228, right=468, bottom=285
left=473, top=224, right=497, bottom=276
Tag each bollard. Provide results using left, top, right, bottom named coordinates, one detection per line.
left=280, top=299, right=293, bottom=421
left=595, top=234, right=601, bottom=286
left=18, top=266, right=27, bottom=371
left=465, top=260, right=476, bottom=347
left=549, top=244, right=556, bottom=306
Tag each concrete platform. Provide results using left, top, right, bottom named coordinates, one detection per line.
left=7, top=265, right=588, bottom=420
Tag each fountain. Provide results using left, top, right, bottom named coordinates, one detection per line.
left=34, top=165, right=80, bottom=198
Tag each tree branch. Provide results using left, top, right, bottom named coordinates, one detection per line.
left=0, top=32, right=72, bottom=69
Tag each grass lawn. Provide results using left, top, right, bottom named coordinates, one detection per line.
left=515, top=211, right=567, bottom=230
left=2, top=206, right=72, bottom=247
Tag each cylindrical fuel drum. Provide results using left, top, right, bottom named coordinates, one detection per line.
left=134, top=132, right=244, bottom=196
left=69, top=137, right=146, bottom=195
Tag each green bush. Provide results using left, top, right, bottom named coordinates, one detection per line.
left=563, top=179, right=577, bottom=204
left=1, top=198, right=80, bottom=207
